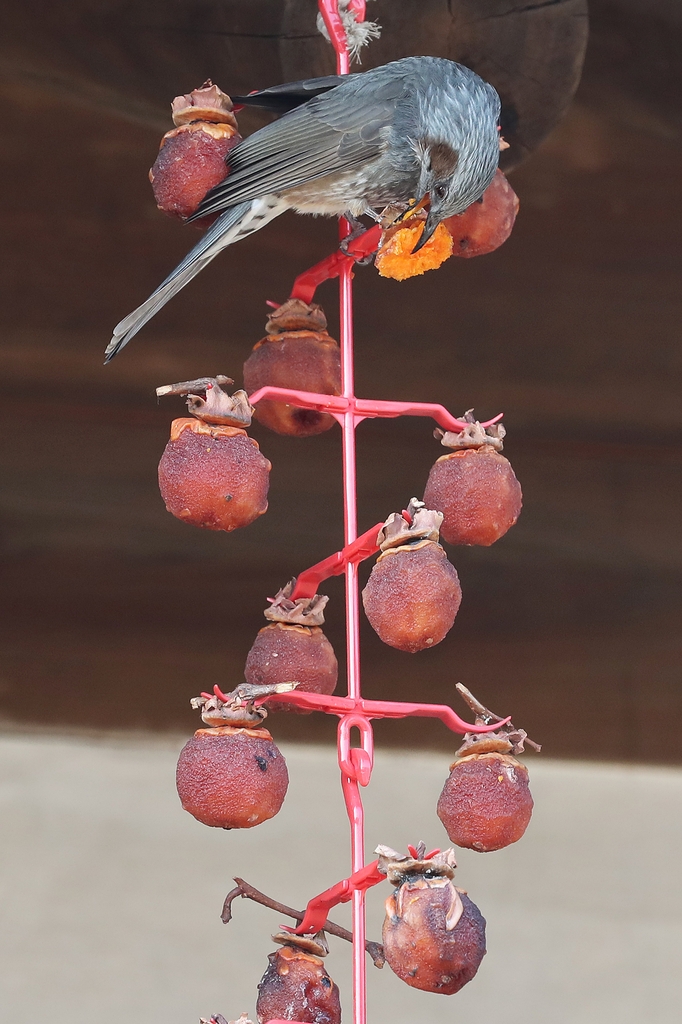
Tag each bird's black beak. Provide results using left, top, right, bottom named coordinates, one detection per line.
left=411, top=208, right=440, bottom=253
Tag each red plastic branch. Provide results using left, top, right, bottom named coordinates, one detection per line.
left=290, top=523, right=383, bottom=599
left=248, top=384, right=503, bottom=434
left=354, top=401, right=503, bottom=432
left=289, top=225, right=383, bottom=304
left=256, top=689, right=511, bottom=736
left=283, top=860, right=386, bottom=936
left=203, top=683, right=508, bottom=739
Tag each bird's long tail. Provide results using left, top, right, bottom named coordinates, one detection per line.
left=104, top=196, right=287, bottom=363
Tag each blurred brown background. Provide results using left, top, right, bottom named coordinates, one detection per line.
left=0, top=0, right=680, bottom=762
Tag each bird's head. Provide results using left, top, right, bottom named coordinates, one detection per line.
left=411, top=87, right=501, bottom=252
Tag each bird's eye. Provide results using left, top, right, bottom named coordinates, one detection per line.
left=433, top=184, right=447, bottom=200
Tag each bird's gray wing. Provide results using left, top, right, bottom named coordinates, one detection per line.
left=192, top=69, right=407, bottom=219
left=233, top=75, right=357, bottom=112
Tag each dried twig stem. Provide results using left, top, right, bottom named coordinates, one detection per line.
left=222, top=877, right=385, bottom=968
left=455, top=683, right=504, bottom=724
left=456, top=682, right=542, bottom=752
left=156, top=375, right=233, bottom=397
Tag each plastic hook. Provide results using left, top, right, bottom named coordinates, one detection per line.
left=338, top=714, right=374, bottom=786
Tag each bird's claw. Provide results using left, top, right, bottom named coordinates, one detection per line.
left=352, top=250, right=377, bottom=266
left=339, top=215, right=379, bottom=264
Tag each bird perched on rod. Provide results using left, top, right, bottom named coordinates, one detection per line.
left=105, top=56, right=501, bottom=362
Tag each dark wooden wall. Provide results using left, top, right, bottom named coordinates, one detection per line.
left=0, top=1, right=680, bottom=761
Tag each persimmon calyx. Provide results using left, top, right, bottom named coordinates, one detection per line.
left=157, top=376, right=253, bottom=427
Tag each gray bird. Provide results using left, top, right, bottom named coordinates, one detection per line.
left=105, top=56, right=500, bottom=362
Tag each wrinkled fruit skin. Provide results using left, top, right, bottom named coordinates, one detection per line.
left=423, top=447, right=522, bottom=546
left=383, top=886, right=486, bottom=994
left=158, top=422, right=270, bottom=532
left=243, top=332, right=341, bottom=436
left=443, top=169, right=519, bottom=258
left=256, top=946, right=341, bottom=1024
left=150, top=122, right=241, bottom=220
left=244, top=623, right=338, bottom=713
left=438, top=753, right=533, bottom=852
left=362, top=541, right=462, bottom=652
left=176, top=727, right=288, bottom=829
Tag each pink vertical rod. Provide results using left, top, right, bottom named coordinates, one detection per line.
left=340, top=258, right=360, bottom=685
left=339, top=254, right=367, bottom=1024
left=319, top=2, right=367, bottom=1021
left=338, top=135, right=368, bottom=1024
left=339, top=113, right=366, bottom=1024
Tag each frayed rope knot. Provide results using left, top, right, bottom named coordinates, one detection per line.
left=316, top=0, right=382, bottom=64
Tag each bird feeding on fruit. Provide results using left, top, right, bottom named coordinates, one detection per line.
left=105, top=56, right=501, bottom=361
